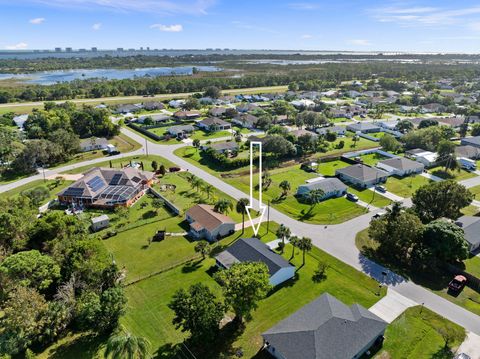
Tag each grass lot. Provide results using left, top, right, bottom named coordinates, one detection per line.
left=377, top=306, right=465, bottom=358
left=461, top=205, right=480, bottom=216
left=464, top=255, right=480, bottom=279
left=428, top=166, right=477, bottom=181
left=317, top=159, right=350, bottom=176
left=385, top=175, right=432, bottom=198
left=356, top=228, right=480, bottom=317
left=358, top=152, right=389, bottom=167
left=347, top=187, right=391, bottom=208
left=120, top=222, right=385, bottom=358
left=469, top=184, right=480, bottom=198
left=0, top=178, right=73, bottom=205
left=190, top=129, right=232, bottom=141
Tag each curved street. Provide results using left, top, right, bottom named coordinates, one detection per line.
left=2, top=126, right=480, bottom=335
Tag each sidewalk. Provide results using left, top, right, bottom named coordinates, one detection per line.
left=420, top=172, right=443, bottom=182
left=369, top=288, right=417, bottom=323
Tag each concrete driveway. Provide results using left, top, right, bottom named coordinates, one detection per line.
left=369, top=288, right=417, bottom=323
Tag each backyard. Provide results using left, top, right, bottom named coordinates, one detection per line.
left=385, top=175, right=432, bottom=198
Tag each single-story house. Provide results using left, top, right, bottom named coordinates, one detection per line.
left=232, top=114, right=259, bottom=129
left=79, top=137, right=108, bottom=152
left=455, top=216, right=480, bottom=252
left=316, top=126, right=346, bottom=136
left=203, top=141, right=238, bottom=154
left=296, top=178, right=347, bottom=199
left=168, top=99, right=185, bottom=108
left=455, top=145, right=480, bottom=160
left=137, top=114, right=170, bottom=124
left=91, top=214, right=109, bottom=232
left=215, top=237, right=295, bottom=286
left=236, top=103, right=258, bottom=113
left=209, top=107, right=227, bottom=117
left=167, top=125, right=195, bottom=136
left=420, top=103, right=446, bottom=113
left=461, top=136, right=480, bottom=149
left=336, top=164, right=388, bottom=188
left=289, top=129, right=318, bottom=139
left=58, top=167, right=155, bottom=208
left=346, top=122, right=382, bottom=133
left=405, top=149, right=438, bottom=167
left=185, top=204, right=235, bottom=241
left=197, top=117, right=231, bottom=131
left=262, top=293, right=387, bottom=359
left=378, top=121, right=398, bottom=131
left=291, top=99, right=315, bottom=108
left=376, top=157, right=425, bottom=177
left=142, top=101, right=165, bottom=111
left=437, top=117, right=466, bottom=128
left=173, top=110, right=201, bottom=120
left=115, top=104, right=141, bottom=114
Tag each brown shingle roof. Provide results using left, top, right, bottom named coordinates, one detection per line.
left=186, top=204, right=235, bottom=232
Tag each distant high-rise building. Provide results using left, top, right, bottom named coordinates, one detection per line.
left=91, top=47, right=98, bottom=52
left=117, top=47, right=124, bottom=51
left=140, top=47, right=143, bottom=51
left=55, top=47, right=62, bottom=52
left=79, top=48, right=86, bottom=52
left=146, top=47, right=150, bottom=51
left=65, top=47, right=73, bottom=52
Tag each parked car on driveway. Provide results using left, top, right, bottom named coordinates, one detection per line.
left=372, top=212, right=386, bottom=219
left=346, top=193, right=359, bottom=202
left=375, top=185, right=386, bottom=193
left=448, top=275, right=467, bottom=293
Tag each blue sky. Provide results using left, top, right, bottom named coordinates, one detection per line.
left=1, top=0, right=480, bottom=52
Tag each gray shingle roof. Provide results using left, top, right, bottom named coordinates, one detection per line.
left=262, top=293, right=387, bottom=359
left=297, top=178, right=347, bottom=194
left=336, top=164, right=388, bottom=182
left=377, top=157, right=424, bottom=172
left=455, top=145, right=480, bottom=159
left=461, top=136, right=480, bottom=147
left=456, top=216, right=480, bottom=248
left=215, top=237, right=294, bottom=276
left=346, top=122, right=381, bottom=132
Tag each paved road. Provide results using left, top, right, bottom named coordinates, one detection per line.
left=2, top=126, right=480, bottom=336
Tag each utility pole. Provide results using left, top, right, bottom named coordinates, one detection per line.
left=145, top=138, right=149, bottom=157
left=266, top=200, right=271, bottom=233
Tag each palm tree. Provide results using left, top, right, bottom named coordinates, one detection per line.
left=190, top=177, right=202, bottom=192
left=185, top=173, right=195, bottom=185
left=214, top=198, right=233, bottom=214
left=306, top=189, right=325, bottom=212
left=276, top=224, right=291, bottom=253
left=297, top=237, right=312, bottom=266
left=236, top=198, right=250, bottom=234
left=279, top=180, right=291, bottom=197
left=289, top=235, right=300, bottom=260
left=192, top=138, right=201, bottom=150
left=203, top=184, right=214, bottom=200
left=104, top=326, right=151, bottom=359
left=194, top=240, right=211, bottom=260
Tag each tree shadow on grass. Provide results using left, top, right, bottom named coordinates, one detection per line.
left=142, top=210, right=157, bottom=219
left=431, top=346, right=454, bottom=359
left=45, top=333, right=107, bottom=359
left=182, top=259, right=203, bottom=273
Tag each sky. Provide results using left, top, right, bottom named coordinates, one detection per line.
left=1, top=0, right=480, bottom=52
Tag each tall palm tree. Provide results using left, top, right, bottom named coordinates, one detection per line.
left=236, top=198, right=250, bottom=234
left=289, top=236, right=300, bottom=260
left=276, top=224, right=291, bottom=253
left=185, top=173, right=195, bottom=185
left=190, top=177, right=202, bottom=192
left=204, top=184, right=214, bottom=200
left=104, top=327, right=151, bottom=359
left=306, top=189, right=325, bottom=212
left=297, top=237, right=312, bottom=266
left=214, top=198, right=233, bottom=214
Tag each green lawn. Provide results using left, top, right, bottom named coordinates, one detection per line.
left=190, top=129, right=233, bottom=141
left=377, top=306, right=465, bottom=358
left=428, top=166, right=477, bottom=181
left=347, top=187, right=392, bottom=208
left=317, top=160, right=351, bottom=176
left=469, top=184, right=480, bottom=198
left=464, top=255, right=480, bottom=279
left=385, top=175, right=432, bottom=198
left=0, top=179, right=73, bottom=205
left=358, top=152, right=389, bottom=167
left=120, top=222, right=386, bottom=358
left=461, top=205, right=480, bottom=216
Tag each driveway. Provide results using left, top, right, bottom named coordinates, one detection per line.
left=369, top=288, right=417, bottom=323
left=457, top=332, right=480, bottom=359
left=368, top=187, right=404, bottom=202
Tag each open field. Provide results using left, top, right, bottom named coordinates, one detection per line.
left=385, top=175, right=432, bottom=198
left=377, top=306, right=465, bottom=358
left=356, top=228, right=480, bottom=317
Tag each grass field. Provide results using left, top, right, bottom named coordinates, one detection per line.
left=0, top=178, right=73, bottom=205
left=358, top=152, right=389, bottom=166
left=317, top=159, right=351, bottom=176
left=469, top=184, right=480, bottom=198
left=385, top=175, right=432, bottom=198
left=356, top=228, right=480, bottom=317
left=377, top=306, right=465, bottom=358
left=428, top=166, right=477, bottom=181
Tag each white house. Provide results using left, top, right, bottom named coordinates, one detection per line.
left=405, top=149, right=438, bottom=167
left=376, top=157, right=425, bottom=177
left=79, top=137, right=109, bottom=152
left=168, top=99, right=186, bottom=108
left=215, top=237, right=295, bottom=286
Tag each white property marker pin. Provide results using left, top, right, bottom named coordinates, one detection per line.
left=245, top=141, right=266, bottom=236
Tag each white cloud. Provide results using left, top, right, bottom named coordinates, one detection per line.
left=232, top=21, right=279, bottom=34
left=288, top=2, right=320, bottom=10
left=301, top=34, right=313, bottom=39
left=5, top=42, right=28, bottom=50
left=29, top=17, right=45, bottom=24
left=92, top=22, right=102, bottom=30
left=348, top=39, right=371, bottom=46
left=371, top=5, right=480, bottom=27
left=469, top=22, right=480, bottom=31
left=150, top=23, right=183, bottom=32
left=27, top=0, right=215, bottom=15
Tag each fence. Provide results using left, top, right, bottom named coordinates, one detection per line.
left=149, top=187, right=181, bottom=215
left=127, top=123, right=163, bottom=141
